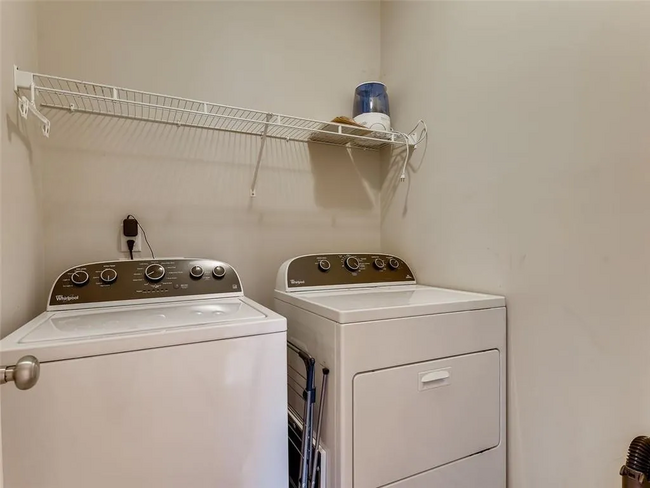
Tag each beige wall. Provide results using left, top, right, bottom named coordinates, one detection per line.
left=35, top=1, right=382, bottom=308
left=1, top=0, right=43, bottom=338
left=381, top=1, right=650, bottom=487
left=1, top=1, right=41, bottom=479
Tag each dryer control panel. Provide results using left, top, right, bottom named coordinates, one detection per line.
left=48, top=258, right=242, bottom=309
left=280, top=253, right=416, bottom=290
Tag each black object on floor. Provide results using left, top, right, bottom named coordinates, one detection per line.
left=621, top=436, right=650, bottom=488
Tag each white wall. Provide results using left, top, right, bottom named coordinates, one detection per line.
left=381, top=1, right=650, bottom=487
left=35, top=1, right=382, bottom=309
left=1, top=1, right=43, bottom=338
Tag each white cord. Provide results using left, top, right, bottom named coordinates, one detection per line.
left=407, top=119, right=427, bottom=144
left=399, top=131, right=410, bottom=181
left=415, top=120, right=429, bottom=170
left=399, top=120, right=428, bottom=182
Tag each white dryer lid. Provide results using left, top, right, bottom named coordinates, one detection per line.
left=274, top=285, right=504, bottom=323
left=1, top=297, right=285, bottom=363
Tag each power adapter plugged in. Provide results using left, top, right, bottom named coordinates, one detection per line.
left=120, top=217, right=142, bottom=257
left=123, top=217, right=138, bottom=238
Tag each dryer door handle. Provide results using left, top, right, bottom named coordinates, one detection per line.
left=418, top=368, right=452, bottom=391
left=420, top=370, right=450, bottom=383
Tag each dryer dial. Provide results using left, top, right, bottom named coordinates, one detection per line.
left=212, top=266, right=226, bottom=279
left=190, top=266, right=204, bottom=279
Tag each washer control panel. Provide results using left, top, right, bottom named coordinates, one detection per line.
left=285, top=254, right=415, bottom=289
left=48, top=258, right=242, bottom=309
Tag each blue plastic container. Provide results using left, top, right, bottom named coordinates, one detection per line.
left=353, top=82, right=391, bottom=131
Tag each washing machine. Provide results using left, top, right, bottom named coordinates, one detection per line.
left=0, top=258, right=288, bottom=488
left=274, top=253, right=506, bottom=488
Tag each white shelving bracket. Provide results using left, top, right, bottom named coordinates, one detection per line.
left=13, top=65, right=33, bottom=92
left=250, top=113, right=273, bottom=198
left=14, top=66, right=51, bottom=137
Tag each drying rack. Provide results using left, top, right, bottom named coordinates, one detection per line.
left=13, top=66, right=426, bottom=196
left=288, top=341, right=329, bottom=488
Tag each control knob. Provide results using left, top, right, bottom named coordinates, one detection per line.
left=388, top=258, right=400, bottom=270
left=144, top=264, right=166, bottom=282
left=212, top=266, right=226, bottom=279
left=71, top=270, right=89, bottom=287
left=345, top=256, right=360, bottom=272
left=374, top=258, right=386, bottom=270
left=190, top=266, right=204, bottom=279
left=100, top=268, right=118, bottom=284
left=318, top=260, right=331, bottom=272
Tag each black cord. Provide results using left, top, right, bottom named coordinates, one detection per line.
left=139, top=224, right=155, bottom=259
left=127, top=239, right=135, bottom=260
left=126, top=214, right=155, bottom=259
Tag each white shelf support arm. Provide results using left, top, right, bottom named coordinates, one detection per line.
left=13, top=66, right=50, bottom=137
left=250, top=113, right=273, bottom=197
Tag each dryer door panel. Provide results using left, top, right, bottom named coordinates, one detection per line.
left=353, top=350, right=500, bottom=488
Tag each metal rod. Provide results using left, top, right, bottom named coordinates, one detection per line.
left=250, top=113, right=272, bottom=197
left=288, top=341, right=316, bottom=488
left=288, top=341, right=312, bottom=363
left=310, top=368, right=329, bottom=488
left=288, top=436, right=302, bottom=454
left=299, top=364, right=315, bottom=488
left=37, top=87, right=266, bottom=125
left=288, top=382, right=305, bottom=399
left=15, top=68, right=413, bottom=152
left=288, top=365, right=307, bottom=381
left=40, top=103, right=384, bottom=150
left=38, top=91, right=395, bottom=144
left=15, top=69, right=409, bottom=148
left=23, top=68, right=395, bottom=134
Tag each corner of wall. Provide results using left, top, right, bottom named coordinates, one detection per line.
left=1, top=0, right=45, bottom=337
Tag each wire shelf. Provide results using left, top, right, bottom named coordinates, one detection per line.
left=14, top=66, right=426, bottom=195
left=15, top=68, right=411, bottom=150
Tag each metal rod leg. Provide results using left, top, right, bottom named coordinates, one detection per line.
left=299, top=357, right=315, bottom=488
left=302, top=395, right=314, bottom=488
left=250, top=113, right=272, bottom=197
left=310, top=368, right=329, bottom=488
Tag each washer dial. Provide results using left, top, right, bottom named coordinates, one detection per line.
left=318, top=260, right=331, bottom=272
left=100, top=268, right=118, bottom=284
left=374, top=258, right=386, bottom=270
left=388, top=258, right=400, bottom=270
left=212, top=266, right=226, bottom=279
left=71, top=270, right=89, bottom=286
left=144, top=264, right=166, bottom=282
left=345, top=256, right=360, bottom=271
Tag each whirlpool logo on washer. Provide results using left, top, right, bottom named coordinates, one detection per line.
left=56, top=294, right=79, bottom=302
left=290, top=279, right=305, bottom=285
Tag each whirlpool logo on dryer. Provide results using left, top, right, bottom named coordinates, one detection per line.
left=56, top=294, right=79, bottom=302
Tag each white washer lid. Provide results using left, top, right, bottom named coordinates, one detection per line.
left=1, top=297, right=286, bottom=363
left=274, top=285, right=504, bottom=323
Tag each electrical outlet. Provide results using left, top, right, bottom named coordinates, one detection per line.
left=119, top=226, right=142, bottom=253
